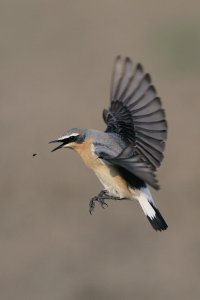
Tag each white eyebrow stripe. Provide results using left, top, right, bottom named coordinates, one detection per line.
left=58, top=133, right=79, bottom=140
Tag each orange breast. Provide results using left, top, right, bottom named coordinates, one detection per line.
left=72, top=138, right=101, bottom=169
left=72, top=139, right=133, bottom=199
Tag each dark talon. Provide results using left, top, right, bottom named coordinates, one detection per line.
left=89, top=197, right=96, bottom=215
left=89, top=190, right=126, bottom=214
left=88, top=190, right=126, bottom=214
left=89, top=193, right=109, bottom=214
left=99, top=198, right=108, bottom=209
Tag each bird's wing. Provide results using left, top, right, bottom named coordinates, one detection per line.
left=103, top=56, right=167, bottom=170
left=94, top=144, right=159, bottom=189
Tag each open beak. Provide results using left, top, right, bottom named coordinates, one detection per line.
left=49, top=139, right=65, bottom=152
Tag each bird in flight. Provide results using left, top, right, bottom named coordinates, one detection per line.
left=49, top=56, right=168, bottom=231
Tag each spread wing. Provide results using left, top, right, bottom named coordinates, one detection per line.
left=102, top=56, right=168, bottom=189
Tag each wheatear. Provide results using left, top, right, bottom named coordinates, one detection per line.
left=50, top=56, right=168, bottom=231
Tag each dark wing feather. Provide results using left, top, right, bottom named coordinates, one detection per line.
left=104, top=56, right=167, bottom=171
left=95, top=145, right=159, bottom=190
left=112, top=156, right=159, bottom=189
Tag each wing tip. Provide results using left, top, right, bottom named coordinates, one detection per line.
left=125, top=56, right=132, bottom=64
left=136, top=63, right=144, bottom=72
left=115, top=55, right=122, bottom=65
left=145, top=73, right=152, bottom=84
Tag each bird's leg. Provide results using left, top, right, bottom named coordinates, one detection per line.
left=100, top=190, right=126, bottom=201
left=89, top=190, right=125, bottom=214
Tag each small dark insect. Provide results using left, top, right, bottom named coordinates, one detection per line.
left=32, top=153, right=37, bottom=157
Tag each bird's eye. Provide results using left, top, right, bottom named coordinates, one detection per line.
left=68, top=135, right=78, bottom=143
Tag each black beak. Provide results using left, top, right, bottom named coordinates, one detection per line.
left=49, top=139, right=65, bottom=152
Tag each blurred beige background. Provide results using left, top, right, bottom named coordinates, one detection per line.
left=0, top=1, right=200, bottom=299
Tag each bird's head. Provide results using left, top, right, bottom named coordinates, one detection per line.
left=49, top=128, right=86, bottom=152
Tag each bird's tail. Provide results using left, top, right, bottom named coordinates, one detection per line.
left=137, top=186, right=168, bottom=231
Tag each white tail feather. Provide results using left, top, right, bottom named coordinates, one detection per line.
left=137, top=186, right=168, bottom=231
left=138, top=192, right=156, bottom=220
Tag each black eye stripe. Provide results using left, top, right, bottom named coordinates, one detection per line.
left=69, top=136, right=76, bottom=142
left=63, top=135, right=78, bottom=143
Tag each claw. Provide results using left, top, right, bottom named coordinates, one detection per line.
left=89, top=195, right=108, bottom=214
left=89, top=190, right=125, bottom=214
left=99, top=198, right=108, bottom=209
left=89, top=197, right=96, bottom=215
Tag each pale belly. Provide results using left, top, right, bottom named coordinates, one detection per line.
left=94, top=163, right=133, bottom=199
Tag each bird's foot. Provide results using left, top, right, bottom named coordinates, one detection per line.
left=89, top=191, right=108, bottom=214
left=89, top=190, right=127, bottom=214
left=98, top=197, right=108, bottom=209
